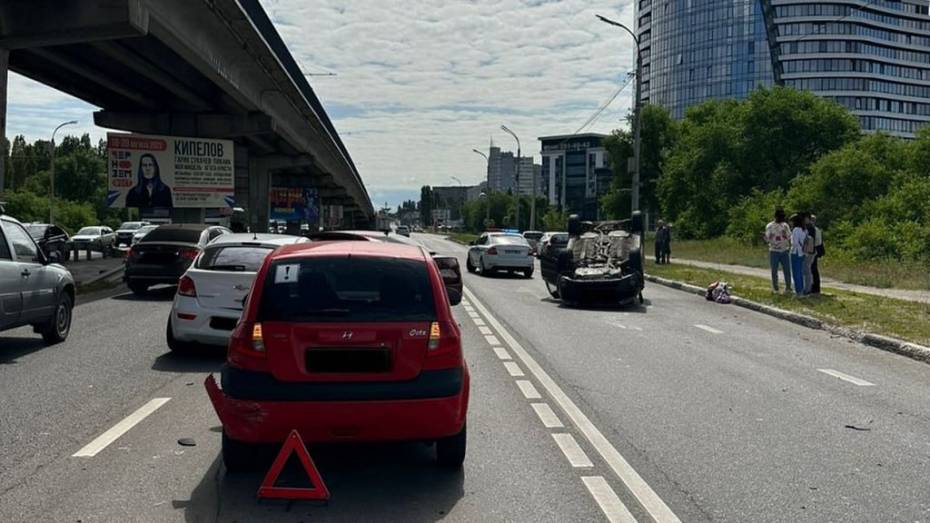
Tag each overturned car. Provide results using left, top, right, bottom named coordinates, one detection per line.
left=539, top=212, right=645, bottom=306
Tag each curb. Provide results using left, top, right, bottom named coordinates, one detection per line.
left=645, top=274, right=930, bottom=365
left=80, top=265, right=125, bottom=286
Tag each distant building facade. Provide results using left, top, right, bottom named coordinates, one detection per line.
left=488, top=146, right=515, bottom=192
left=538, top=133, right=611, bottom=220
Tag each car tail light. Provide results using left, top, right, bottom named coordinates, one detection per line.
left=227, top=321, right=268, bottom=370
left=177, top=275, right=197, bottom=297
left=487, top=247, right=498, bottom=255
left=180, top=248, right=199, bottom=261
left=127, top=246, right=139, bottom=260
left=423, top=320, right=462, bottom=369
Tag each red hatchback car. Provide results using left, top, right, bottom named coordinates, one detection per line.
left=206, top=241, right=469, bottom=470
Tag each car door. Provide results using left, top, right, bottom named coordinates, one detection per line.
left=4, top=221, right=57, bottom=323
left=0, top=224, right=23, bottom=327
left=469, top=234, right=488, bottom=265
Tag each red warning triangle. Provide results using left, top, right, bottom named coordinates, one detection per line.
left=258, top=430, right=330, bottom=501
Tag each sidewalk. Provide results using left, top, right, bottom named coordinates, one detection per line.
left=673, top=258, right=930, bottom=304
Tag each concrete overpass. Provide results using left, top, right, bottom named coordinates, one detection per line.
left=0, top=0, right=373, bottom=229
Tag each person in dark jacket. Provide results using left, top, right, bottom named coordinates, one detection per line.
left=655, top=220, right=671, bottom=264
left=125, top=154, right=173, bottom=208
left=809, top=214, right=824, bottom=294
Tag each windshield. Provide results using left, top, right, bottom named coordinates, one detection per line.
left=118, top=222, right=143, bottom=230
left=24, top=224, right=45, bottom=238
left=259, top=257, right=435, bottom=322
left=198, top=245, right=274, bottom=272
left=76, top=227, right=100, bottom=235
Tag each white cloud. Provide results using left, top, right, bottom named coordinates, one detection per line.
left=5, top=1, right=637, bottom=207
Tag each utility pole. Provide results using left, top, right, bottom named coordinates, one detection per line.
left=597, top=14, right=641, bottom=212
left=49, top=120, right=78, bottom=224
left=501, top=125, right=523, bottom=231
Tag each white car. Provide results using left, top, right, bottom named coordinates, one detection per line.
left=115, top=221, right=150, bottom=246
left=166, top=233, right=308, bottom=350
left=465, top=232, right=534, bottom=278
left=396, top=225, right=411, bottom=237
left=131, top=224, right=159, bottom=245
left=71, top=226, right=116, bottom=253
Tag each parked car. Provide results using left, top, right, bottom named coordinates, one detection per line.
left=71, top=226, right=116, bottom=255
left=205, top=241, right=468, bottom=471
left=167, top=233, right=308, bottom=351
left=24, top=223, right=71, bottom=262
left=465, top=232, right=534, bottom=278
left=124, top=224, right=231, bottom=295
left=396, top=225, right=411, bottom=237
left=115, top=221, right=150, bottom=247
left=522, top=230, right=544, bottom=255
left=131, top=224, right=159, bottom=245
left=536, top=231, right=569, bottom=258
left=0, top=212, right=75, bottom=344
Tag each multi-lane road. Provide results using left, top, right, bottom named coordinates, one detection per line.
left=2, top=233, right=930, bottom=522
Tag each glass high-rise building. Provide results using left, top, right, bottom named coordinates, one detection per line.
left=637, top=0, right=930, bottom=137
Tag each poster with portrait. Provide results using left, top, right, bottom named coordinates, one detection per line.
left=106, top=133, right=235, bottom=208
left=269, top=187, right=320, bottom=222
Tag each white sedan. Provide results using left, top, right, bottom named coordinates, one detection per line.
left=465, top=232, right=534, bottom=278
left=166, top=233, right=308, bottom=350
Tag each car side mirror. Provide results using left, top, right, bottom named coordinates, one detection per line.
left=446, top=287, right=462, bottom=306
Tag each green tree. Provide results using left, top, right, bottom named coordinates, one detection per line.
left=541, top=209, right=568, bottom=231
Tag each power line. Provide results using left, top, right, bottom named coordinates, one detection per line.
left=574, top=72, right=636, bottom=135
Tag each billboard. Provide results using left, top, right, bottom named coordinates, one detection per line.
left=106, top=133, right=235, bottom=208
left=269, top=187, right=320, bottom=222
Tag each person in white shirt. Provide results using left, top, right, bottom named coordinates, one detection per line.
left=789, top=213, right=808, bottom=296
left=763, top=208, right=792, bottom=292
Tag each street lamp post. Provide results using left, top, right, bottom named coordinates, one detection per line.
left=472, top=148, right=491, bottom=226
left=597, top=14, right=641, bottom=213
left=501, top=125, right=528, bottom=231
left=49, top=120, right=78, bottom=224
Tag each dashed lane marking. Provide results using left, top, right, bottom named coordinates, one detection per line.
left=582, top=476, right=638, bottom=523
left=484, top=334, right=501, bottom=346
left=478, top=325, right=493, bottom=335
left=531, top=403, right=564, bottom=428
left=73, top=398, right=171, bottom=458
left=817, top=368, right=876, bottom=387
left=472, top=317, right=486, bottom=326
left=503, top=361, right=525, bottom=377
left=552, top=433, right=594, bottom=468
left=493, top=346, right=512, bottom=360
left=465, top=287, right=681, bottom=523
left=516, top=380, right=542, bottom=399
left=693, top=324, right=723, bottom=334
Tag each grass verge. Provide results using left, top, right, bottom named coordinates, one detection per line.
left=447, top=232, right=479, bottom=245
left=653, top=237, right=930, bottom=291
left=647, top=260, right=930, bottom=347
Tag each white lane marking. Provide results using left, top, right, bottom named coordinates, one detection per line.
left=531, top=403, right=564, bottom=428
left=552, top=433, right=594, bottom=467
left=503, top=361, right=525, bottom=377
left=468, top=313, right=481, bottom=321
left=693, top=324, right=723, bottom=334
left=472, top=317, right=486, bottom=326
left=630, top=326, right=643, bottom=332
left=484, top=334, right=501, bottom=346
left=465, top=287, right=680, bottom=523
left=516, top=380, right=542, bottom=399
left=478, top=325, right=493, bottom=335
left=817, top=368, right=876, bottom=387
left=493, top=346, right=512, bottom=360
left=613, top=323, right=627, bottom=329
left=73, top=398, right=171, bottom=457
left=582, top=476, right=638, bottom=523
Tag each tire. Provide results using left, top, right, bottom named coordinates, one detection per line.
left=166, top=317, right=193, bottom=353
left=479, top=257, right=491, bottom=276
left=128, top=281, right=149, bottom=295
left=466, top=257, right=476, bottom=273
left=41, top=292, right=73, bottom=344
left=523, top=269, right=534, bottom=279
left=222, top=432, right=258, bottom=473
left=436, top=424, right=466, bottom=468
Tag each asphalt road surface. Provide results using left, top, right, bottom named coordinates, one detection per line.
left=2, top=232, right=929, bottom=522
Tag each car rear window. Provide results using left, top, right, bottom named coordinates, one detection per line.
left=259, top=256, right=436, bottom=322
left=119, top=222, right=144, bottom=230
left=491, top=235, right=528, bottom=245
left=198, top=245, right=274, bottom=271
left=141, top=228, right=203, bottom=243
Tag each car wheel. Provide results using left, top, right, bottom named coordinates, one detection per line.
left=222, top=431, right=258, bottom=473
left=166, top=317, right=194, bottom=353
left=545, top=280, right=560, bottom=298
left=436, top=424, right=466, bottom=468
left=41, top=292, right=73, bottom=344
left=523, top=269, right=534, bottom=279
left=479, top=257, right=491, bottom=276
left=128, top=281, right=149, bottom=295
left=465, top=256, right=476, bottom=273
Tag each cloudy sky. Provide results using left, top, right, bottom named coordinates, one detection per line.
left=7, top=0, right=636, bottom=208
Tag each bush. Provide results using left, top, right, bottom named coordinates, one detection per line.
left=726, top=189, right=785, bottom=245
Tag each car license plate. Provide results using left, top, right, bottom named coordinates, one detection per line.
left=306, top=347, right=391, bottom=373
left=505, top=250, right=521, bottom=255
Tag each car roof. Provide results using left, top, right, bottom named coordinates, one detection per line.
left=208, top=233, right=306, bottom=247
left=271, top=240, right=428, bottom=262
left=153, top=223, right=212, bottom=231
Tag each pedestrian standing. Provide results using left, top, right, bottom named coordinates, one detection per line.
left=802, top=213, right=816, bottom=295
left=789, top=213, right=808, bottom=296
left=659, top=222, right=671, bottom=264
left=764, top=208, right=792, bottom=293
left=654, top=220, right=666, bottom=264
left=810, top=214, right=823, bottom=294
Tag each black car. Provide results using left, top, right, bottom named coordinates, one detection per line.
left=125, top=224, right=231, bottom=295
left=24, top=223, right=71, bottom=262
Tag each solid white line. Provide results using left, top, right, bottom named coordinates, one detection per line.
left=516, top=380, right=542, bottom=399
left=478, top=325, right=493, bottom=335
left=73, top=398, right=171, bottom=457
left=552, top=433, right=594, bottom=467
left=503, top=361, right=525, bottom=377
left=465, top=287, right=680, bottom=523
left=693, top=324, right=723, bottom=334
left=817, top=368, right=875, bottom=387
left=531, top=403, right=564, bottom=428
left=493, top=346, right=512, bottom=360
left=472, top=317, right=486, bottom=326
left=582, top=476, right=638, bottom=523
left=484, top=334, right=501, bottom=346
